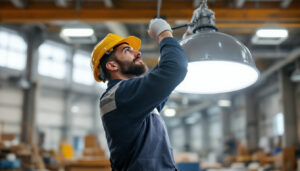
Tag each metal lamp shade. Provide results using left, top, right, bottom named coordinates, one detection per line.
left=176, top=31, right=260, bottom=94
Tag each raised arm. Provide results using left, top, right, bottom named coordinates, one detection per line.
left=115, top=19, right=188, bottom=118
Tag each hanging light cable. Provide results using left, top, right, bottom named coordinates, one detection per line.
left=157, top=0, right=162, bottom=18
left=172, top=0, right=260, bottom=94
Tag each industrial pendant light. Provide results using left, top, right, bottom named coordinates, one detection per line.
left=173, top=0, right=260, bottom=94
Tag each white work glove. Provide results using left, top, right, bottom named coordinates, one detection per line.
left=148, top=18, right=172, bottom=40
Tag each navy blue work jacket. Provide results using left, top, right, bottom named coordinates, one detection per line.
left=100, top=37, right=188, bottom=171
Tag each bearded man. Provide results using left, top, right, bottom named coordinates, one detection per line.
left=90, top=18, right=187, bottom=171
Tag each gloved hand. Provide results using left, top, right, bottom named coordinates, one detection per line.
left=148, top=18, right=172, bottom=40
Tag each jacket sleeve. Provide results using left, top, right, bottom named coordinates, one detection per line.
left=115, top=37, right=188, bottom=118
left=156, top=97, right=168, bottom=113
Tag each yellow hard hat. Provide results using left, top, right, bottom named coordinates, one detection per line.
left=91, top=33, right=141, bottom=82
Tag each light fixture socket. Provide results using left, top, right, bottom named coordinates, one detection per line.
left=189, top=1, right=217, bottom=33
left=192, top=8, right=217, bottom=33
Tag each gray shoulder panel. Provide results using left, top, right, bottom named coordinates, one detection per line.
left=100, top=81, right=122, bottom=116
left=152, top=108, right=160, bottom=115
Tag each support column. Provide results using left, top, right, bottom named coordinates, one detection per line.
left=296, top=85, right=300, bottom=144
left=221, top=108, right=231, bottom=140
left=21, top=26, right=43, bottom=144
left=201, top=111, right=210, bottom=155
left=183, top=122, right=192, bottom=152
left=61, top=49, right=75, bottom=143
left=221, top=107, right=233, bottom=157
left=62, top=91, right=73, bottom=142
left=279, top=70, right=298, bottom=147
left=245, top=91, right=259, bottom=150
left=92, top=96, right=100, bottom=134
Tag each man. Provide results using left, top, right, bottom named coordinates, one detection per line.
left=91, top=18, right=187, bottom=171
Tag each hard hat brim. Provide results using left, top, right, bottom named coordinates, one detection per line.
left=116, top=36, right=141, bottom=52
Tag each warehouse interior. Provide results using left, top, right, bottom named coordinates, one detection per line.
left=0, top=0, right=300, bottom=170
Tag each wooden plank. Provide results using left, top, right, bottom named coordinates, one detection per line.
left=1, top=8, right=300, bottom=23
left=0, top=1, right=300, bottom=23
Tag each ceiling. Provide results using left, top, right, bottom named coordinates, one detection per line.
left=1, top=0, right=300, bottom=60
left=1, top=0, right=300, bottom=121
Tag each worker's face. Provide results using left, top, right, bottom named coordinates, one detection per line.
left=113, top=43, right=148, bottom=76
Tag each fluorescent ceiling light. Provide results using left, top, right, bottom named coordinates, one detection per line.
left=60, top=24, right=97, bottom=44
left=71, top=106, right=79, bottom=113
left=164, top=108, right=176, bottom=117
left=255, top=29, right=288, bottom=38
left=176, top=61, right=259, bottom=94
left=61, top=28, right=94, bottom=37
left=218, top=99, right=231, bottom=107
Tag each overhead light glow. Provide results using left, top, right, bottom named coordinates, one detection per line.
left=176, top=61, right=259, bottom=94
left=71, top=106, right=79, bottom=113
left=61, top=28, right=94, bottom=37
left=218, top=100, right=231, bottom=107
left=164, top=108, right=176, bottom=117
left=256, top=29, right=288, bottom=38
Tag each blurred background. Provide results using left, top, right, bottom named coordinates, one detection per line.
left=0, top=0, right=300, bottom=170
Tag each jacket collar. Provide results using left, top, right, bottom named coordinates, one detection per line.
left=107, top=79, right=122, bottom=90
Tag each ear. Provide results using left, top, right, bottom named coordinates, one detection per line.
left=106, top=61, right=119, bottom=72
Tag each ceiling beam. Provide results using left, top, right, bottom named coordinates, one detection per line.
left=252, top=50, right=290, bottom=59
left=1, top=7, right=300, bottom=23
left=258, top=47, right=300, bottom=85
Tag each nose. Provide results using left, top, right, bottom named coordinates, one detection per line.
left=135, top=51, right=142, bottom=57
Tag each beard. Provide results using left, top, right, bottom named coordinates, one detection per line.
left=115, top=58, right=148, bottom=77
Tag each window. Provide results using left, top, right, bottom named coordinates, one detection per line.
left=38, top=41, right=68, bottom=79
left=273, top=112, right=284, bottom=136
left=73, top=51, right=94, bottom=85
left=0, top=27, right=27, bottom=70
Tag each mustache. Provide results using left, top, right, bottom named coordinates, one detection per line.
left=133, top=56, right=142, bottom=63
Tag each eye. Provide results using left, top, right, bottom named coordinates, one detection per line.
left=123, top=47, right=132, bottom=53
